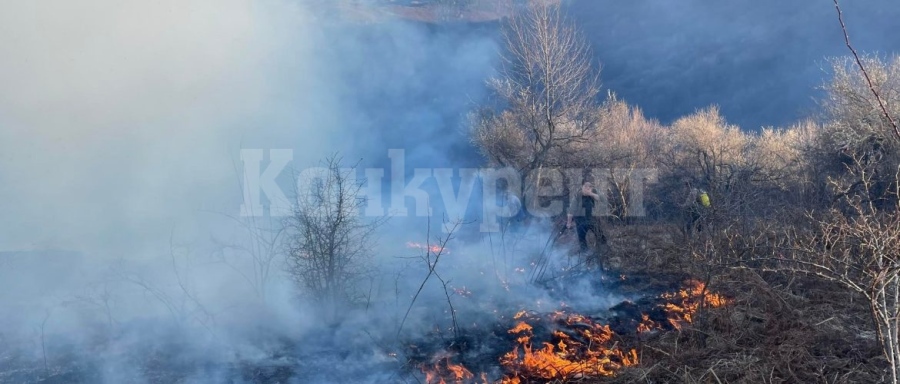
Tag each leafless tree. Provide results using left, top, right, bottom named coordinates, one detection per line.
left=583, top=94, right=663, bottom=221
left=283, top=155, right=385, bottom=322
left=749, top=121, right=824, bottom=209
left=817, top=55, right=900, bottom=209
left=747, top=10, right=900, bottom=379
left=824, top=55, right=900, bottom=150
left=472, top=2, right=600, bottom=195
left=211, top=215, right=284, bottom=304
left=113, top=239, right=215, bottom=332
left=67, top=281, right=118, bottom=330
left=770, top=158, right=900, bottom=383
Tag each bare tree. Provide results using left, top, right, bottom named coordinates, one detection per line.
left=113, top=239, right=215, bottom=332
left=283, top=155, right=385, bottom=321
left=771, top=158, right=900, bottom=383
left=655, top=106, right=758, bottom=227
left=583, top=94, right=663, bottom=221
left=472, top=2, right=600, bottom=193
left=808, top=55, right=900, bottom=213
left=824, top=56, right=900, bottom=150
left=750, top=121, right=823, bottom=209
left=211, top=215, right=284, bottom=304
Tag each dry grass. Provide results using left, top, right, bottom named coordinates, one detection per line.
left=596, top=224, right=886, bottom=384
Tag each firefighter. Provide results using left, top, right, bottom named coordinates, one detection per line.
left=566, top=181, right=607, bottom=253
left=682, top=179, right=711, bottom=234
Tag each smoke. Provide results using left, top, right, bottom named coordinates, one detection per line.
left=0, top=0, right=326, bottom=254
left=0, top=0, right=504, bottom=382
left=1, top=0, right=899, bottom=382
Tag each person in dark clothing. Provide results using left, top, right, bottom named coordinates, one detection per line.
left=500, top=189, right=525, bottom=233
left=566, top=181, right=608, bottom=253
left=681, top=179, right=710, bottom=235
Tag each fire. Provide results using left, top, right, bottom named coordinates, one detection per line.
left=499, top=312, right=639, bottom=382
left=638, top=280, right=731, bottom=332
left=636, top=313, right=658, bottom=333
left=414, top=280, right=730, bottom=383
left=406, top=241, right=449, bottom=254
left=420, top=357, right=477, bottom=384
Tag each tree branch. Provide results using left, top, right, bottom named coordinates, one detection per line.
left=833, top=0, right=900, bottom=140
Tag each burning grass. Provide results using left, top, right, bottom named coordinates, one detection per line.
left=600, top=224, right=885, bottom=383
left=636, top=279, right=730, bottom=332
left=606, top=272, right=885, bottom=384
left=498, top=311, right=639, bottom=382
left=419, top=355, right=478, bottom=384
left=416, top=278, right=732, bottom=383
left=408, top=225, right=882, bottom=383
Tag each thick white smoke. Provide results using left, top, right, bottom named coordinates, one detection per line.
left=0, top=0, right=337, bottom=255
left=0, top=1, right=349, bottom=380
left=0, top=1, right=507, bottom=382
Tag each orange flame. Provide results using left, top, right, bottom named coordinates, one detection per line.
left=419, top=280, right=730, bottom=382
left=636, top=313, right=658, bottom=333
left=499, top=312, right=638, bottom=382
left=638, top=280, right=731, bottom=333
left=420, top=357, right=475, bottom=384
left=406, top=242, right=449, bottom=254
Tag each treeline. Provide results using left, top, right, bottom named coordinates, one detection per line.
left=475, top=49, right=900, bottom=223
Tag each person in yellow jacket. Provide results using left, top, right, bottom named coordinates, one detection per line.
left=682, top=179, right=710, bottom=234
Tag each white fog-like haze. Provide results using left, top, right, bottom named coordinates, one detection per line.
left=3, top=0, right=900, bottom=382
left=0, top=0, right=337, bottom=254
left=0, top=1, right=509, bottom=382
